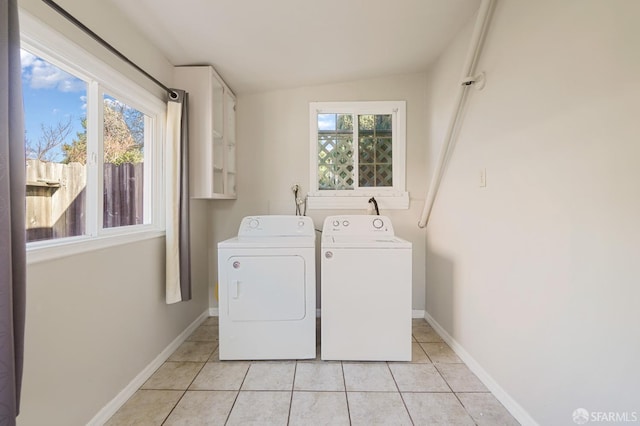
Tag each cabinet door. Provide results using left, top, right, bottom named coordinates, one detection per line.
left=175, top=65, right=237, bottom=199
left=211, top=74, right=224, bottom=138
left=224, top=91, right=237, bottom=196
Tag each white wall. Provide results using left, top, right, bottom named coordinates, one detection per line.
left=425, top=0, right=640, bottom=424
left=210, top=73, right=430, bottom=311
left=17, top=1, right=209, bottom=424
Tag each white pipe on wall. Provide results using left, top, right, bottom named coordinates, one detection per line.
left=418, top=0, right=495, bottom=228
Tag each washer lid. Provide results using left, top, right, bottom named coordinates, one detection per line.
left=219, top=235, right=315, bottom=249
left=322, top=235, right=411, bottom=249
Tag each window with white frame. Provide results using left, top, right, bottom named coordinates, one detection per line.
left=308, top=101, right=408, bottom=209
left=20, top=12, right=165, bottom=260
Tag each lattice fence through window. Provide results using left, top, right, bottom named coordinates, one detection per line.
left=358, top=114, right=393, bottom=187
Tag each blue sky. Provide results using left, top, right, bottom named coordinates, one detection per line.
left=21, top=49, right=86, bottom=162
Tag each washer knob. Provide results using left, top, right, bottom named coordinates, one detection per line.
left=333, top=220, right=340, bottom=227
left=373, top=218, right=384, bottom=229
left=249, top=219, right=259, bottom=229
left=298, top=220, right=305, bottom=228
left=342, top=220, right=350, bottom=227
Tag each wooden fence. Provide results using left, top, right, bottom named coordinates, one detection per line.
left=26, top=159, right=143, bottom=242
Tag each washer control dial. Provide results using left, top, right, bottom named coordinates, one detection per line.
left=373, top=218, right=384, bottom=229
left=249, top=218, right=260, bottom=229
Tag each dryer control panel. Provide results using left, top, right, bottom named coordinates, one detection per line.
left=238, top=215, right=314, bottom=238
left=322, top=215, right=395, bottom=236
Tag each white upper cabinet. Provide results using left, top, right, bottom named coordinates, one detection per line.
left=174, top=65, right=237, bottom=199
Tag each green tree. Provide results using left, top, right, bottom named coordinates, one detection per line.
left=62, top=101, right=143, bottom=165
left=62, top=117, right=87, bottom=164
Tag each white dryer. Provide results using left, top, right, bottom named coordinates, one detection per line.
left=321, top=215, right=411, bottom=361
left=218, top=215, right=316, bottom=360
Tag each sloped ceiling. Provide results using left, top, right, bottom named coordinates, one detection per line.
left=105, top=0, right=480, bottom=94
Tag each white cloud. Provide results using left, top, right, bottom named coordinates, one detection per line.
left=20, top=50, right=36, bottom=69
left=21, top=49, right=85, bottom=92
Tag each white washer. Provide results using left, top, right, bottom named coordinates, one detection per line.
left=321, top=215, right=412, bottom=361
left=218, top=215, right=316, bottom=360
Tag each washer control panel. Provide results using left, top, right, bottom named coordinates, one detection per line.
left=238, top=215, right=314, bottom=237
left=322, top=215, right=394, bottom=236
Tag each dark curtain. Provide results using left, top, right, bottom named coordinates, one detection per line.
left=0, top=0, right=27, bottom=423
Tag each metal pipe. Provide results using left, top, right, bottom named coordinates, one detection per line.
left=418, top=0, right=496, bottom=228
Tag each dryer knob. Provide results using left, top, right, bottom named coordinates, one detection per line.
left=233, top=261, right=240, bottom=269
left=249, top=219, right=259, bottom=229
left=325, top=251, right=333, bottom=259
left=332, top=220, right=340, bottom=227
left=373, top=218, right=384, bottom=229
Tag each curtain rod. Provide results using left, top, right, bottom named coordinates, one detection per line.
left=41, top=0, right=177, bottom=98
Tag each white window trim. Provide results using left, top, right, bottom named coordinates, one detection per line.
left=20, top=10, right=166, bottom=264
left=308, top=101, right=409, bottom=209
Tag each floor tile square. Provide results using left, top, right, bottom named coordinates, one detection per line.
left=226, top=391, right=291, bottom=425
left=420, top=342, right=462, bottom=363
left=436, top=363, right=488, bottom=392
left=347, top=392, right=412, bottom=425
left=412, top=324, right=444, bottom=342
left=402, top=392, right=475, bottom=425
left=289, top=391, right=350, bottom=425
left=141, top=362, right=204, bottom=390
left=168, top=341, right=217, bottom=362
left=294, top=362, right=344, bottom=391
left=343, top=362, right=397, bottom=391
left=202, top=316, right=219, bottom=326
left=105, top=390, right=182, bottom=425
left=389, top=363, right=450, bottom=392
left=190, top=361, right=250, bottom=390
left=187, top=325, right=218, bottom=342
left=457, top=393, right=520, bottom=425
left=241, top=361, right=296, bottom=390
left=163, top=390, right=237, bottom=425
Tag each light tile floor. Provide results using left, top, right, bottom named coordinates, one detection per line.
left=106, top=317, right=519, bottom=425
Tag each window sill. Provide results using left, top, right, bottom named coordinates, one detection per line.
left=27, top=228, right=165, bottom=265
left=307, top=192, right=409, bottom=210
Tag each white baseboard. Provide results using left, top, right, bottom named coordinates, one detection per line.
left=87, top=310, right=210, bottom=426
left=423, top=311, right=538, bottom=426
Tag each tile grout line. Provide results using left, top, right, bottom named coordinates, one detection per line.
left=160, top=339, right=217, bottom=425
left=386, top=361, right=416, bottom=426
left=340, top=361, right=353, bottom=425
left=286, top=361, right=298, bottom=425
left=223, top=361, right=252, bottom=426
left=414, top=323, right=480, bottom=424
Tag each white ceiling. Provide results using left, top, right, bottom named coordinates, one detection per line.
left=106, top=0, right=480, bottom=94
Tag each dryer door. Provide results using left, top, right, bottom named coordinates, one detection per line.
left=226, top=255, right=306, bottom=321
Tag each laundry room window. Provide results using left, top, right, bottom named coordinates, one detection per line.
left=20, top=11, right=166, bottom=263
left=308, top=101, right=408, bottom=209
